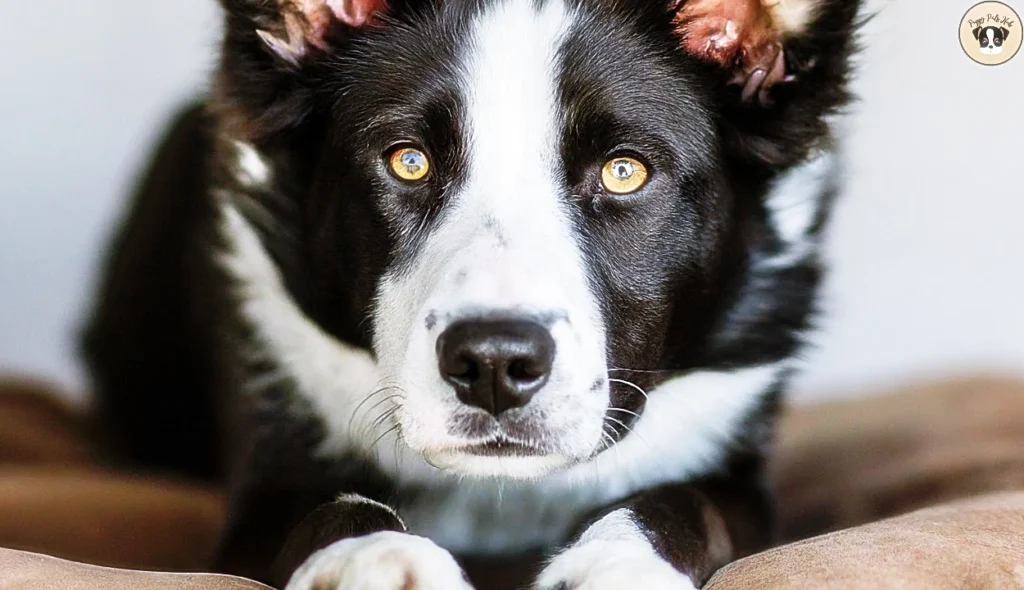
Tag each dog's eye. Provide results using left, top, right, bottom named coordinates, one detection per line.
left=388, top=146, right=430, bottom=182
left=601, top=157, right=648, bottom=195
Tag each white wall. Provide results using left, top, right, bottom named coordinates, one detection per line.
left=1, top=0, right=1021, bottom=403
left=792, top=0, right=1024, bottom=398
left=0, top=1, right=221, bottom=402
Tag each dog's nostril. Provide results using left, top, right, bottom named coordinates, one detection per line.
left=436, top=319, right=556, bottom=416
left=447, top=355, right=479, bottom=385
left=507, top=359, right=538, bottom=381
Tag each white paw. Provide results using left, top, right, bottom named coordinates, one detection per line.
left=535, top=540, right=698, bottom=590
left=285, top=531, right=473, bottom=590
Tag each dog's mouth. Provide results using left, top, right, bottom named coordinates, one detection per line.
left=424, top=434, right=580, bottom=479
left=455, top=436, right=546, bottom=457
left=416, top=414, right=604, bottom=478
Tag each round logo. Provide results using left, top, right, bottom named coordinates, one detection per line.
left=960, top=2, right=1022, bottom=66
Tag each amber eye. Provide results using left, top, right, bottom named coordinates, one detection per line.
left=601, top=156, right=648, bottom=194
left=388, top=146, right=430, bottom=181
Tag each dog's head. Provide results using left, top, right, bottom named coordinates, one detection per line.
left=974, top=26, right=1010, bottom=55
left=214, top=0, right=861, bottom=479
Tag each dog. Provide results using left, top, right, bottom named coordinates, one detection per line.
left=974, top=25, right=1010, bottom=55
left=81, top=0, right=862, bottom=588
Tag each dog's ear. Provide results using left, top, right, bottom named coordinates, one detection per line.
left=672, top=0, right=863, bottom=168
left=214, top=0, right=392, bottom=140
left=1000, top=27, right=1010, bottom=39
left=673, top=0, right=818, bottom=104
left=973, top=26, right=983, bottom=40
left=221, top=0, right=388, bottom=66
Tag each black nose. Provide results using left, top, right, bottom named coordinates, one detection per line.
left=436, top=319, right=555, bottom=416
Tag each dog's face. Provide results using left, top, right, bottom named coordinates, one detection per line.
left=216, top=0, right=859, bottom=478
left=974, top=26, right=1010, bottom=55
left=314, top=0, right=721, bottom=477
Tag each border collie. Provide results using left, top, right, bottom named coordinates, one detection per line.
left=82, top=0, right=862, bottom=588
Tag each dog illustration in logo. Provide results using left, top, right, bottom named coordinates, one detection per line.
left=974, top=26, right=1011, bottom=55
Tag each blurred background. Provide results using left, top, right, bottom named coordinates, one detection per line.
left=0, top=0, right=1021, bottom=405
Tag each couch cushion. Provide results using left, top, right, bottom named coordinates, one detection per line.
left=0, top=467, right=224, bottom=571
left=0, top=548, right=271, bottom=590
left=773, top=375, right=1024, bottom=541
left=706, top=491, right=1024, bottom=590
left=2, top=374, right=1023, bottom=589
left=0, top=378, right=90, bottom=467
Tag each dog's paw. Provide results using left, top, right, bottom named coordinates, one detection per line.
left=534, top=540, right=698, bottom=590
left=285, top=531, right=473, bottom=590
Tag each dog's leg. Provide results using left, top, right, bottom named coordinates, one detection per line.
left=278, top=496, right=473, bottom=590
left=534, top=476, right=772, bottom=589
left=216, top=484, right=473, bottom=590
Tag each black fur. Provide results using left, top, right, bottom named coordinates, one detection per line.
left=81, top=103, right=223, bottom=478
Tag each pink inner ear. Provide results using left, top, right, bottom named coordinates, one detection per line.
left=326, top=0, right=388, bottom=28
left=674, top=0, right=803, bottom=103
left=675, top=0, right=774, bottom=67
left=259, top=0, right=391, bottom=64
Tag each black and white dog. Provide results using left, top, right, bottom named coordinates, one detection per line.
left=974, top=25, right=1010, bottom=55
left=82, top=0, right=861, bottom=588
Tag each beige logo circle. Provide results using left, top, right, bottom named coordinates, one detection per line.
left=960, top=2, right=1022, bottom=65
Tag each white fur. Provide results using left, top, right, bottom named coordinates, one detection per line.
left=217, top=199, right=430, bottom=476
left=285, top=531, right=471, bottom=590
left=766, top=0, right=823, bottom=37
left=765, top=150, right=834, bottom=245
left=232, top=140, right=272, bottom=187
left=371, top=0, right=609, bottom=477
left=758, top=150, right=836, bottom=269
left=535, top=509, right=698, bottom=590
left=574, top=508, right=647, bottom=544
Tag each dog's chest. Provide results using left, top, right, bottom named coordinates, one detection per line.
left=300, top=362, right=784, bottom=553
left=387, top=363, right=784, bottom=553
left=397, top=478, right=599, bottom=554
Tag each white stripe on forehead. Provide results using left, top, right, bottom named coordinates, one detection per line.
left=462, top=0, right=572, bottom=213
left=369, top=0, right=608, bottom=469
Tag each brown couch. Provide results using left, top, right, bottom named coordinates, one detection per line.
left=2, top=374, right=1023, bottom=589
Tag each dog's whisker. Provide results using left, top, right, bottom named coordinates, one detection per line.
left=605, top=415, right=642, bottom=442
left=370, top=423, right=401, bottom=454
left=604, top=415, right=632, bottom=432
left=350, top=389, right=387, bottom=429
left=599, top=421, right=627, bottom=477
left=605, top=413, right=651, bottom=451
left=370, top=406, right=401, bottom=432
left=606, top=406, right=642, bottom=420
left=599, top=424, right=617, bottom=453
left=364, top=393, right=405, bottom=420
left=607, top=367, right=670, bottom=375
left=608, top=378, right=650, bottom=401
left=349, top=385, right=405, bottom=432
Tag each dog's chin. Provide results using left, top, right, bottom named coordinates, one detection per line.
left=396, top=407, right=609, bottom=479
left=423, top=448, right=576, bottom=480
